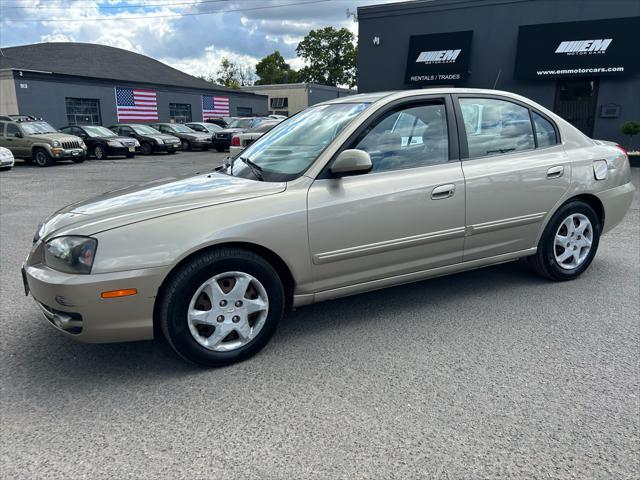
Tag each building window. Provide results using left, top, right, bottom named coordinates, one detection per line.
left=65, top=97, right=101, bottom=125
left=169, top=103, right=192, bottom=123
left=237, top=107, right=253, bottom=117
left=270, top=97, right=288, bottom=109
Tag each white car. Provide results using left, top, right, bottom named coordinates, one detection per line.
left=229, top=120, right=281, bottom=157
left=0, top=146, right=15, bottom=169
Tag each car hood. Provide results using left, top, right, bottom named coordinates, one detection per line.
left=40, top=172, right=286, bottom=238
left=28, top=133, right=81, bottom=143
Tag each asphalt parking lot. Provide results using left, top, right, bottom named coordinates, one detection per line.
left=1, top=152, right=638, bottom=479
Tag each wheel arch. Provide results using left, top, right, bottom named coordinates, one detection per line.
left=153, top=241, right=296, bottom=337
left=565, top=193, right=605, bottom=229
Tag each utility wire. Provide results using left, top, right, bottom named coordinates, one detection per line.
left=2, top=0, right=332, bottom=21
left=0, top=0, right=228, bottom=9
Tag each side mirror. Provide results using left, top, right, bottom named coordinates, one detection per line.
left=14, top=132, right=23, bottom=138
left=330, top=149, right=372, bottom=177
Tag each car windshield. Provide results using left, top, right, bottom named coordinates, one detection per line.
left=83, top=126, right=117, bottom=137
left=132, top=125, right=161, bottom=135
left=21, top=121, right=57, bottom=134
left=230, top=102, right=370, bottom=182
left=228, top=118, right=254, bottom=129
left=169, top=124, right=195, bottom=133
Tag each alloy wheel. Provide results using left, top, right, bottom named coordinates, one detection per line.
left=187, top=271, right=269, bottom=352
left=553, top=213, right=593, bottom=270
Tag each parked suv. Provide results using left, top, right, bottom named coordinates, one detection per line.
left=108, top=124, right=180, bottom=155
left=59, top=125, right=140, bottom=159
left=0, top=115, right=86, bottom=167
left=151, top=123, right=213, bottom=151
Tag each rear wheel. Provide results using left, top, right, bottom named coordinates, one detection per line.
left=528, top=200, right=601, bottom=281
left=33, top=148, right=52, bottom=167
left=72, top=156, right=85, bottom=164
left=94, top=145, right=106, bottom=159
left=158, top=248, right=285, bottom=367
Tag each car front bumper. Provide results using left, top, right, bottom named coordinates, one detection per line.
left=52, top=148, right=86, bottom=160
left=0, top=157, right=14, bottom=167
left=107, top=145, right=140, bottom=156
left=23, top=262, right=169, bottom=343
left=155, top=143, right=180, bottom=152
left=213, top=137, right=231, bottom=150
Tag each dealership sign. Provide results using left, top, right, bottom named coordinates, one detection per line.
left=514, top=17, right=640, bottom=79
left=405, top=31, right=472, bottom=85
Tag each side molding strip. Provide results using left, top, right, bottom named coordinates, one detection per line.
left=466, top=212, right=546, bottom=236
left=313, top=226, right=466, bottom=265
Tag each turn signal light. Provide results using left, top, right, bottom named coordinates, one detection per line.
left=100, top=288, right=137, bottom=299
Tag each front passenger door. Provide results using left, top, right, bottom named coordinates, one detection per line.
left=307, top=98, right=466, bottom=293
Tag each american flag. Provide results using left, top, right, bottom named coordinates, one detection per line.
left=202, top=95, right=230, bottom=119
left=115, top=87, right=158, bottom=121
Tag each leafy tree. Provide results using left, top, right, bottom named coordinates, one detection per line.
left=296, top=27, right=357, bottom=88
left=255, top=51, right=299, bottom=85
left=215, top=57, right=255, bottom=89
left=621, top=120, right=640, bottom=147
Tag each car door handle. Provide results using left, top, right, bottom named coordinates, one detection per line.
left=431, top=184, right=456, bottom=200
left=546, top=165, right=564, bottom=179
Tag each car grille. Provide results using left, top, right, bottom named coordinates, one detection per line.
left=62, top=141, right=81, bottom=149
left=216, top=133, right=229, bottom=139
left=123, top=140, right=136, bottom=147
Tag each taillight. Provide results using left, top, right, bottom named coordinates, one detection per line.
left=231, top=135, right=240, bottom=147
left=615, top=144, right=628, bottom=157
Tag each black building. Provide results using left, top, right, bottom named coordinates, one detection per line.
left=0, top=43, right=267, bottom=127
left=357, top=0, right=640, bottom=145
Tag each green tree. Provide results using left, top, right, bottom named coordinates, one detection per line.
left=255, top=51, right=299, bottom=85
left=296, top=27, right=357, bottom=87
left=621, top=120, right=640, bottom=148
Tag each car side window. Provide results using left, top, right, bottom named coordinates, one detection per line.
left=459, top=98, right=534, bottom=158
left=6, top=124, right=20, bottom=137
left=533, top=112, right=558, bottom=148
left=351, top=102, right=449, bottom=173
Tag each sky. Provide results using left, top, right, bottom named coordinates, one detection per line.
left=0, top=0, right=405, bottom=79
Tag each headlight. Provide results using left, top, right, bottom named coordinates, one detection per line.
left=44, top=236, right=97, bottom=274
left=133, top=140, right=140, bottom=147
left=52, top=141, right=60, bottom=147
left=33, top=223, right=44, bottom=244
left=107, top=140, right=123, bottom=147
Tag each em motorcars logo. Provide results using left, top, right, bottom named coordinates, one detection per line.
left=415, top=49, right=461, bottom=64
left=555, top=39, right=612, bottom=55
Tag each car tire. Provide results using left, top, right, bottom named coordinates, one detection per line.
left=215, top=146, right=224, bottom=152
left=181, top=140, right=191, bottom=151
left=158, top=248, right=285, bottom=367
left=141, top=142, right=152, bottom=155
left=169, top=150, right=177, bottom=154
left=72, top=157, right=85, bottom=164
left=33, top=148, right=52, bottom=167
left=94, top=145, right=107, bottom=160
left=527, top=200, right=601, bottom=281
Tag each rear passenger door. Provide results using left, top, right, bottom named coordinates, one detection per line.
left=453, top=95, right=570, bottom=261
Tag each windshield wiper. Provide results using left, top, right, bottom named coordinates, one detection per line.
left=239, top=156, right=264, bottom=181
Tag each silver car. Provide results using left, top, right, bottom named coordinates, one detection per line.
left=23, top=89, right=634, bottom=366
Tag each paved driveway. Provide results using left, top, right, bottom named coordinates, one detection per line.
left=1, top=153, right=638, bottom=479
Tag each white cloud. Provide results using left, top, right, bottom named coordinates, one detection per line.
left=1, top=0, right=405, bottom=79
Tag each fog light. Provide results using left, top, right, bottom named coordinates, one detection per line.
left=52, top=148, right=64, bottom=156
left=101, top=288, right=137, bottom=299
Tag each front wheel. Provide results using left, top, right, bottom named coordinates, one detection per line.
left=527, top=200, right=601, bottom=281
left=94, top=145, right=107, bottom=159
left=72, top=156, right=85, bottom=163
left=33, top=149, right=52, bottom=167
left=158, top=248, right=285, bottom=367
left=141, top=142, right=152, bottom=155
left=181, top=139, right=191, bottom=151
